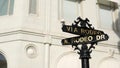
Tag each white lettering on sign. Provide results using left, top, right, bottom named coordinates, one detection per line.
left=66, top=26, right=78, bottom=33
left=96, top=35, right=101, bottom=40
left=96, top=35, right=105, bottom=40
left=88, top=36, right=93, bottom=41
left=72, top=34, right=106, bottom=44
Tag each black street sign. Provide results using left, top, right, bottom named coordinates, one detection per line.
left=61, top=17, right=109, bottom=68
left=62, top=25, right=104, bottom=36
left=61, top=34, right=109, bottom=45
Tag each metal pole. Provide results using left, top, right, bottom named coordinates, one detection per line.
left=80, top=44, right=91, bottom=68
left=81, top=58, right=89, bottom=68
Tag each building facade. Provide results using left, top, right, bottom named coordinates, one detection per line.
left=0, top=0, right=120, bottom=68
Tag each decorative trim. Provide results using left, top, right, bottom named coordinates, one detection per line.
left=0, top=30, right=45, bottom=37
left=25, top=44, right=38, bottom=58
left=0, top=39, right=44, bottom=44
left=0, top=30, right=46, bottom=44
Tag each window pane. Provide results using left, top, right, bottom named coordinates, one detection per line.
left=99, top=5, right=113, bottom=29
left=63, top=0, right=77, bottom=22
left=29, top=0, right=37, bottom=14
left=0, top=0, right=8, bottom=16
left=0, top=54, right=7, bottom=68
left=9, top=0, right=14, bottom=15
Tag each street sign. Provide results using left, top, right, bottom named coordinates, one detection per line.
left=61, top=17, right=109, bottom=68
left=61, top=16, right=109, bottom=45
left=62, top=25, right=104, bottom=35
left=62, top=34, right=109, bottom=45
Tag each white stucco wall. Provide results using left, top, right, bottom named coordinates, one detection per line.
left=0, top=0, right=120, bottom=68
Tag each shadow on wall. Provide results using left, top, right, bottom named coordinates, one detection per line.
left=66, top=0, right=77, bottom=2
left=113, top=11, right=120, bottom=53
left=66, top=0, right=82, bottom=3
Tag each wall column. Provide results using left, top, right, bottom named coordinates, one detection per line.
left=44, top=43, right=50, bottom=68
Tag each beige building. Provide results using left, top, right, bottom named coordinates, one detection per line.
left=0, top=0, right=120, bottom=68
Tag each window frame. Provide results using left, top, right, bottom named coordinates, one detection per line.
left=96, top=0, right=118, bottom=30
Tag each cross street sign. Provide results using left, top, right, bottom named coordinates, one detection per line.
left=62, top=25, right=104, bottom=36
left=61, top=17, right=109, bottom=45
left=61, top=16, right=109, bottom=68
left=62, top=34, right=109, bottom=45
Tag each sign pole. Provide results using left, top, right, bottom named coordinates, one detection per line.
left=81, top=58, right=90, bottom=68
left=80, top=44, right=90, bottom=68
left=73, top=44, right=91, bottom=68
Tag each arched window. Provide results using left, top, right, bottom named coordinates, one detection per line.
left=0, top=53, right=7, bottom=68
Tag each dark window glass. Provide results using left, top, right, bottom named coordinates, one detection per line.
left=0, top=54, right=7, bottom=68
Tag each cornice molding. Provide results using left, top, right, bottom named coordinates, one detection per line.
left=0, top=30, right=118, bottom=50
left=0, top=30, right=45, bottom=37
left=0, top=30, right=46, bottom=44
